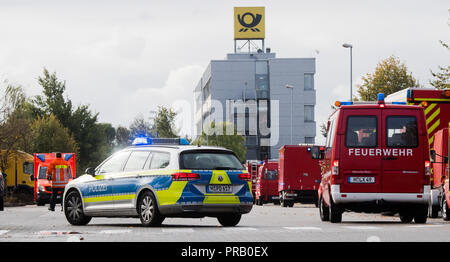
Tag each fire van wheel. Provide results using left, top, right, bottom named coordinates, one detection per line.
left=64, top=191, right=92, bottom=226
left=399, top=209, right=414, bottom=223
left=138, top=191, right=165, bottom=227
left=319, top=196, right=329, bottom=222
left=442, top=198, right=450, bottom=221
left=413, top=205, right=428, bottom=224
left=329, top=196, right=342, bottom=223
left=218, top=213, right=242, bottom=227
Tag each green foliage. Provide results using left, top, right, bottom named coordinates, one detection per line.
left=430, top=40, right=450, bottom=90
left=129, top=114, right=153, bottom=138
left=194, top=121, right=246, bottom=162
left=154, top=106, right=178, bottom=138
left=115, top=126, right=131, bottom=149
left=356, top=55, right=420, bottom=101
left=29, top=114, right=78, bottom=154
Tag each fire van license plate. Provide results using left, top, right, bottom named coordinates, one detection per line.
left=208, top=185, right=232, bottom=193
left=348, top=177, right=375, bottom=183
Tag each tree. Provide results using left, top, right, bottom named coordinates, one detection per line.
left=129, top=114, right=153, bottom=138
left=356, top=55, right=420, bottom=101
left=29, top=114, right=78, bottom=154
left=28, top=69, right=116, bottom=174
left=194, top=121, right=246, bottom=162
left=154, top=106, right=178, bottom=138
left=115, top=126, right=131, bottom=149
left=0, top=84, right=32, bottom=172
left=430, top=40, right=450, bottom=90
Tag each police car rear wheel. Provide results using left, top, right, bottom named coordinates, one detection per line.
left=218, top=213, right=241, bottom=227
left=138, top=191, right=164, bottom=227
left=64, top=191, right=91, bottom=226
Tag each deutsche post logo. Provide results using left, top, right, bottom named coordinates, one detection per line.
left=234, top=7, right=265, bottom=40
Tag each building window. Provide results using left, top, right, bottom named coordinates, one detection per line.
left=304, top=73, right=314, bottom=91
left=304, top=105, right=314, bottom=122
left=305, top=137, right=315, bottom=144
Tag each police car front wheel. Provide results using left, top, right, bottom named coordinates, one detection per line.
left=138, top=191, right=164, bottom=227
left=64, top=191, right=92, bottom=226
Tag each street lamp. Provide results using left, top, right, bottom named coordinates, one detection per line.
left=342, top=43, right=353, bottom=102
left=286, top=84, right=294, bottom=144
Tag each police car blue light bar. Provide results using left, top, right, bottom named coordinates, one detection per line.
left=132, top=136, right=190, bottom=146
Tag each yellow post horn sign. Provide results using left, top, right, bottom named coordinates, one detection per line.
left=234, top=7, right=265, bottom=40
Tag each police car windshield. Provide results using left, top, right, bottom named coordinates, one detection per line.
left=180, top=151, right=244, bottom=170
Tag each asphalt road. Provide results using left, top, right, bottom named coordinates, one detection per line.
left=0, top=203, right=449, bottom=242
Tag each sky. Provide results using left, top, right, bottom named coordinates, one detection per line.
left=0, top=0, right=448, bottom=145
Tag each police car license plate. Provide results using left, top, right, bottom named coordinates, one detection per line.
left=348, top=177, right=375, bottom=183
left=208, top=185, right=232, bottom=193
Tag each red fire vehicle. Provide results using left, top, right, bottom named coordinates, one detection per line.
left=34, top=153, right=76, bottom=206
left=431, top=128, right=450, bottom=219
left=255, top=160, right=279, bottom=205
left=386, top=88, right=450, bottom=218
left=316, top=94, right=430, bottom=223
left=278, top=145, right=322, bottom=208
left=246, top=160, right=261, bottom=198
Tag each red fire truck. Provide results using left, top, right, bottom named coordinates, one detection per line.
left=386, top=88, right=450, bottom=218
left=246, top=160, right=261, bottom=198
left=316, top=94, right=430, bottom=223
left=34, top=153, right=76, bottom=206
left=278, top=145, right=322, bottom=208
left=255, top=160, right=279, bottom=205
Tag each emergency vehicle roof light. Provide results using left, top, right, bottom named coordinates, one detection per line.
left=443, top=90, right=450, bottom=98
left=392, top=102, right=407, bottom=105
left=132, top=136, right=191, bottom=146
left=377, top=93, right=385, bottom=104
left=64, top=154, right=73, bottom=161
left=36, top=154, right=45, bottom=162
left=335, top=101, right=353, bottom=107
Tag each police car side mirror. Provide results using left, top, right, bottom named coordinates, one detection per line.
left=85, top=167, right=95, bottom=176
left=430, top=150, right=436, bottom=163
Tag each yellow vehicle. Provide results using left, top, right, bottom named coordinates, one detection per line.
left=0, top=150, right=34, bottom=193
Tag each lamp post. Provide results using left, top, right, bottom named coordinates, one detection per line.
left=286, top=84, right=294, bottom=144
left=342, top=43, right=353, bottom=102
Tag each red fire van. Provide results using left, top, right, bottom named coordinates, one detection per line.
left=255, top=160, right=279, bottom=205
left=316, top=94, right=430, bottom=223
left=34, top=153, right=76, bottom=206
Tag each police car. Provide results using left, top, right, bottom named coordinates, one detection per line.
left=62, top=138, right=253, bottom=227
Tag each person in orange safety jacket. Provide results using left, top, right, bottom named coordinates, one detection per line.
left=46, top=152, right=69, bottom=211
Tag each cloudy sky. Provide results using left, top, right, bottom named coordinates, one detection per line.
left=0, top=0, right=448, bottom=144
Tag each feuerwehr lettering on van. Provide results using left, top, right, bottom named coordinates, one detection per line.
left=348, top=148, right=413, bottom=157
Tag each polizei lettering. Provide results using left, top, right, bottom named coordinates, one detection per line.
left=348, top=148, right=413, bottom=157
left=88, top=184, right=108, bottom=193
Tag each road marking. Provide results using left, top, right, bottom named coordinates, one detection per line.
left=284, top=227, right=322, bottom=231
left=221, top=227, right=257, bottom=231
left=343, top=226, right=380, bottom=230
left=99, top=230, right=132, bottom=234
left=161, top=228, right=195, bottom=233
left=366, top=235, right=381, bottom=242
left=0, top=230, right=9, bottom=235
left=407, top=225, right=444, bottom=228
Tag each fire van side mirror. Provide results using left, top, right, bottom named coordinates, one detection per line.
left=430, top=150, right=436, bottom=163
left=444, top=156, right=449, bottom=164
left=85, top=167, right=96, bottom=176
